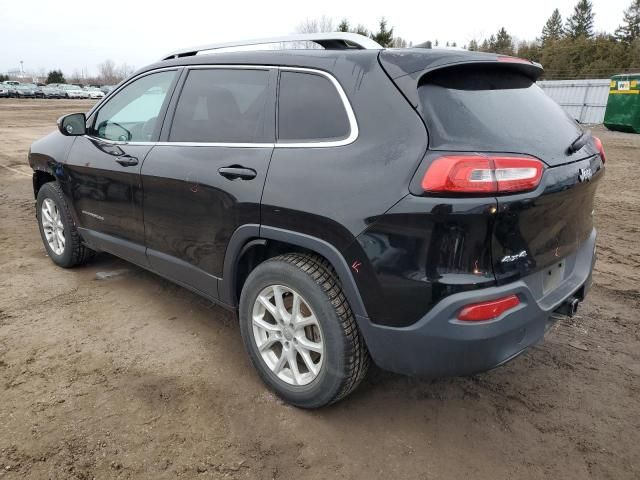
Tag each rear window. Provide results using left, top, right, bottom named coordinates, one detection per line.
left=418, top=67, right=581, bottom=158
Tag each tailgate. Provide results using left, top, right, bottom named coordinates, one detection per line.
left=492, top=155, right=603, bottom=284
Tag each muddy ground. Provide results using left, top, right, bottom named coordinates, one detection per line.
left=0, top=100, right=638, bottom=479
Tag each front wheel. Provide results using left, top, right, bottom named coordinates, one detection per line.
left=36, top=182, right=94, bottom=268
left=239, top=253, right=370, bottom=408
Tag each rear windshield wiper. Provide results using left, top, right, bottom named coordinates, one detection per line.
left=567, top=129, right=591, bottom=155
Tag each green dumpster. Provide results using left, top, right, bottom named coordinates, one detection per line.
left=604, top=74, right=640, bottom=133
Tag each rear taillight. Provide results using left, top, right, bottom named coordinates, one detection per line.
left=593, top=136, right=606, bottom=163
left=421, top=155, right=544, bottom=194
left=458, top=295, right=520, bottom=322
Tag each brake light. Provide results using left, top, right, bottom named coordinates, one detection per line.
left=593, top=136, right=606, bottom=163
left=458, top=295, right=520, bottom=322
left=421, top=155, right=544, bottom=194
left=497, top=56, right=531, bottom=64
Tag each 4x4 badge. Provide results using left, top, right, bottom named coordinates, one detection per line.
left=578, top=167, right=593, bottom=183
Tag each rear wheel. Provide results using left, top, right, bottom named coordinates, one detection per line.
left=239, top=253, right=369, bottom=408
left=36, top=182, right=94, bottom=268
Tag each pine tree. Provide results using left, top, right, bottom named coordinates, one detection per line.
left=616, top=0, right=640, bottom=43
left=468, top=39, right=479, bottom=51
left=542, top=9, right=564, bottom=44
left=46, top=70, right=65, bottom=84
left=566, top=0, right=595, bottom=39
left=338, top=19, right=349, bottom=32
left=371, top=18, right=394, bottom=47
left=494, top=27, right=514, bottom=54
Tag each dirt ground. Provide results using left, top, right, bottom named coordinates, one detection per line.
left=0, top=99, right=638, bottom=479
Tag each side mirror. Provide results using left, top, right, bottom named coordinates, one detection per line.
left=57, top=113, right=86, bottom=136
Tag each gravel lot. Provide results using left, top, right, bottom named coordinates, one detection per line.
left=0, top=99, right=639, bottom=479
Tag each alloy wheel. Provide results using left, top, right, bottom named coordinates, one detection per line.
left=252, top=285, right=324, bottom=386
left=41, top=198, right=65, bottom=255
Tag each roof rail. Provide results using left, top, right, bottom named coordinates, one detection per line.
left=161, top=32, right=383, bottom=60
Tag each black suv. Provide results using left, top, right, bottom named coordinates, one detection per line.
left=29, top=33, right=604, bottom=408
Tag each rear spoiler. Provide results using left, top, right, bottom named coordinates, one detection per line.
left=379, top=49, right=544, bottom=108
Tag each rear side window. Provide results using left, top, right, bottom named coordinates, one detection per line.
left=170, top=69, right=272, bottom=143
left=418, top=67, right=581, bottom=159
left=278, top=71, right=350, bottom=142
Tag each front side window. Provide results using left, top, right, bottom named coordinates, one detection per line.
left=169, top=69, right=272, bottom=143
left=93, top=70, right=176, bottom=142
left=277, top=71, right=350, bottom=143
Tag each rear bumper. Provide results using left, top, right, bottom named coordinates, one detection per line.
left=357, top=229, right=597, bottom=377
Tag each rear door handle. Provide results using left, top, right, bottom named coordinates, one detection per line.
left=116, top=156, right=139, bottom=167
left=218, top=166, right=257, bottom=180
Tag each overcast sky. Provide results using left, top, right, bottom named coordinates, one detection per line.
left=0, top=0, right=631, bottom=76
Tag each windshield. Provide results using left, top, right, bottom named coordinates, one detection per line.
left=418, top=66, right=582, bottom=164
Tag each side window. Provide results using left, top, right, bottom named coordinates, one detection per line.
left=92, top=70, right=176, bottom=142
left=278, top=71, right=350, bottom=142
left=169, top=69, right=272, bottom=143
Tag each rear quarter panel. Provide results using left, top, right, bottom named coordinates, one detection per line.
left=261, top=54, right=428, bottom=255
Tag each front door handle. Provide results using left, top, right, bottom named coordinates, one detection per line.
left=218, top=166, right=257, bottom=180
left=116, top=156, right=138, bottom=167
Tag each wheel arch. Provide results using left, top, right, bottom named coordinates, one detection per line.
left=221, top=225, right=368, bottom=319
left=32, top=170, right=57, bottom=199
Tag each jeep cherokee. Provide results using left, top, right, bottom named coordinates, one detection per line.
left=28, top=32, right=604, bottom=408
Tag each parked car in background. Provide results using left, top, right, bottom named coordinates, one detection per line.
left=59, top=84, right=88, bottom=99
left=100, top=85, right=116, bottom=94
left=14, top=84, right=37, bottom=98
left=2, top=82, right=18, bottom=97
left=0, top=85, right=9, bottom=97
left=23, top=83, right=44, bottom=98
left=41, top=85, right=64, bottom=98
left=2, top=80, right=19, bottom=86
left=84, top=86, right=105, bottom=99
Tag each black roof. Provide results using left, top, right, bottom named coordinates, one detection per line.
left=139, top=47, right=542, bottom=79
left=139, top=49, right=379, bottom=75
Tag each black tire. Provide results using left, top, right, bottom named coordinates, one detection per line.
left=239, top=253, right=370, bottom=408
left=36, top=182, right=94, bottom=268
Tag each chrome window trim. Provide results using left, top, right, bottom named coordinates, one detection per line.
left=155, top=141, right=275, bottom=148
left=275, top=67, right=358, bottom=148
left=86, top=64, right=358, bottom=149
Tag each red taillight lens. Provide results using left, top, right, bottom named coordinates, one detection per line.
left=497, top=56, right=532, bottom=64
left=458, top=295, right=521, bottom=322
left=593, top=136, right=606, bottom=163
left=421, top=155, right=544, bottom=194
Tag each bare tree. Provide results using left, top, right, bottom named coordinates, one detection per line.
left=296, top=15, right=334, bottom=33
left=98, top=60, right=118, bottom=85
left=118, top=63, right=135, bottom=80
left=392, top=37, right=408, bottom=48
left=69, top=69, right=83, bottom=84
